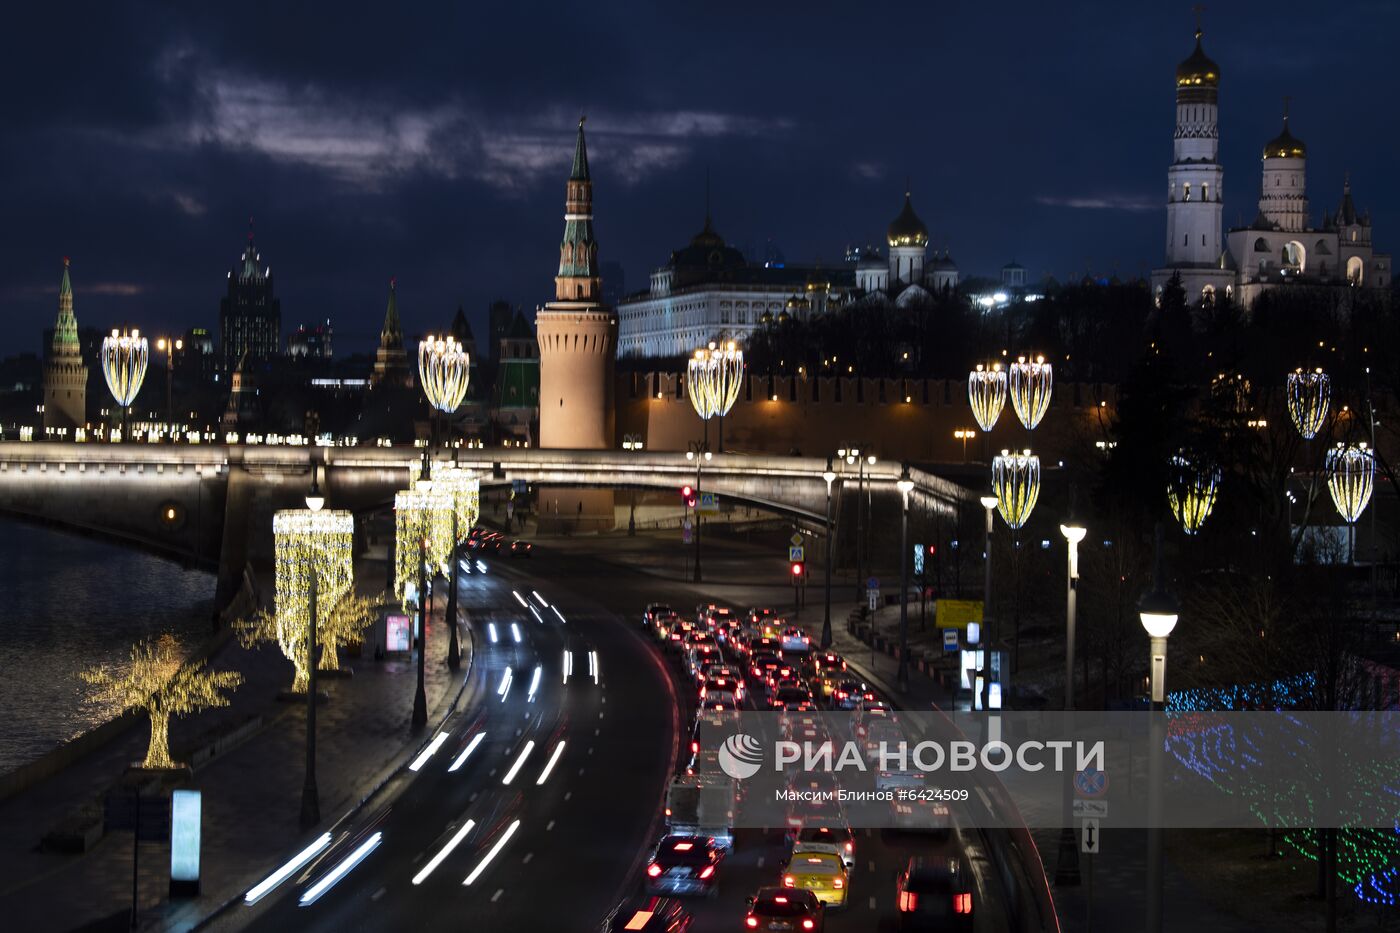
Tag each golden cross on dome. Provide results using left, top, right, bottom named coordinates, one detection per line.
left=1192, top=4, right=1205, bottom=38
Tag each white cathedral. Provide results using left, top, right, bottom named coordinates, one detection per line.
left=1150, top=25, right=1390, bottom=307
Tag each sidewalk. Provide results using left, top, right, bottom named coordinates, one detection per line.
left=0, top=558, right=468, bottom=932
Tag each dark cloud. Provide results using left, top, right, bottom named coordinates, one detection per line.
left=1, top=0, right=1395, bottom=355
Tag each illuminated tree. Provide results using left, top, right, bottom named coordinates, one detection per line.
left=237, top=592, right=381, bottom=691
left=80, top=634, right=242, bottom=769
left=394, top=485, right=454, bottom=600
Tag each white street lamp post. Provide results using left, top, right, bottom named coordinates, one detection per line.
left=896, top=469, right=915, bottom=691
left=821, top=460, right=838, bottom=648
left=1139, top=525, right=1178, bottom=933
left=978, top=494, right=998, bottom=713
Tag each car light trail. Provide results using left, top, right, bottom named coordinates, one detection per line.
left=536, top=741, right=567, bottom=785
left=475, top=560, right=487, bottom=572
left=512, top=590, right=528, bottom=608
left=527, top=665, right=542, bottom=702
left=448, top=733, right=486, bottom=772
left=529, top=605, right=543, bottom=624
left=562, top=650, right=572, bottom=685
left=532, top=590, right=548, bottom=607
left=510, top=622, right=522, bottom=643
left=487, top=622, right=498, bottom=644
left=244, top=832, right=332, bottom=904
left=299, top=832, right=383, bottom=906
left=412, top=819, right=476, bottom=886
left=589, top=650, right=600, bottom=684
left=408, top=732, right=450, bottom=772
left=501, top=740, right=535, bottom=785
left=551, top=606, right=566, bottom=623
left=498, top=668, right=513, bottom=701
left=463, top=820, right=521, bottom=886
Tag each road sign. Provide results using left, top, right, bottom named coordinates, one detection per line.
left=790, top=533, right=804, bottom=547
left=788, top=545, right=805, bottom=562
left=867, top=576, right=879, bottom=590
left=1080, top=818, right=1100, bottom=854
left=1073, top=799, right=1108, bottom=819
left=935, top=599, right=984, bottom=629
left=867, top=587, right=879, bottom=611
left=698, top=492, right=719, bottom=513
left=682, top=519, right=693, bottom=544
left=942, top=629, right=959, bottom=652
left=913, top=543, right=925, bottom=576
left=1074, top=767, right=1109, bottom=798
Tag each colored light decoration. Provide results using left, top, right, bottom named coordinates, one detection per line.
left=967, top=363, right=1007, bottom=432
left=80, top=634, right=242, bottom=769
left=1326, top=443, right=1374, bottom=524
left=991, top=449, right=1040, bottom=530
left=1166, top=453, right=1222, bottom=536
left=431, top=464, right=481, bottom=539
left=100, top=328, right=150, bottom=430
left=394, top=485, right=454, bottom=600
left=1286, top=367, right=1331, bottom=440
left=418, top=335, right=470, bottom=414
left=1008, top=355, right=1053, bottom=430
left=687, top=341, right=745, bottom=421
left=269, top=509, right=355, bottom=690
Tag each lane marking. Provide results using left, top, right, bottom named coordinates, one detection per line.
left=448, top=733, right=486, bottom=773
left=299, top=832, right=383, bottom=906
left=536, top=741, right=567, bottom=785
left=757, top=856, right=765, bottom=868
left=502, top=740, right=536, bottom=785
left=371, top=887, right=386, bottom=901
left=545, top=820, right=555, bottom=831
left=412, top=819, right=477, bottom=885
left=522, top=852, right=534, bottom=865
left=868, top=896, right=877, bottom=911
left=463, top=820, right=522, bottom=886
left=491, top=888, right=504, bottom=902
left=408, top=732, right=450, bottom=772
left=244, top=832, right=332, bottom=904
left=563, top=791, right=572, bottom=802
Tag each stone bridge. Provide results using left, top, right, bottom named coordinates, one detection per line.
left=0, top=442, right=973, bottom=611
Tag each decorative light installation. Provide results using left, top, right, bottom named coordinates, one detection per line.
left=273, top=509, right=354, bottom=690
left=1286, top=368, right=1331, bottom=440
left=1326, top=443, right=1374, bottom=524
left=687, top=341, right=745, bottom=421
left=1008, top=355, right=1053, bottom=430
left=418, top=335, right=470, bottom=414
left=1166, top=453, right=1222, bottom=536
left=967, top=363, right=1007, bottom=432
left=394, top=485, right=454, bottom=600
left=100, top=328, right=149, bottom=407
left=991, top=449, right=1041, bottom=530
left=431, top=464, right=481, bottom=538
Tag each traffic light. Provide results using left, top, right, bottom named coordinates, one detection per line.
left=790, top=560, right=805, bottom=578
left=681, top=485, right=696, bottom=508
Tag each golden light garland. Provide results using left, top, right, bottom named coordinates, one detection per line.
left=991, top=449, right=1040, bottom=530
left=394, top=485, right=454, bottom=600
left=418, top=335, right=470, bottom=413
left=1326, top=443, right=1374, bottom=524
left=431, top=464, right=481, bottom=538
left=273, top=509, right=354, bottom=690
left=100, top=328, right=149, bottom=407
left=687, top=341, right=745, bottom=420
left=1286, top=368, right=1331, bottom=440
left=1008, top=355, right=1053, bottom=430
left=967, top=363, right=1007, bottom=432
left=1167, top=453, right=1221, bottom=536
left=80, top=633, right=242, bottom=769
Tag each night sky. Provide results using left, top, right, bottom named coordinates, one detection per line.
left=3, top=1, right=1396, bottom=356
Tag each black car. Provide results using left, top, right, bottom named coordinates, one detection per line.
left=644, top=834, right=723, bottom=896
left=745, top=886, right=824, bottom=931
left=608, top=895, right=692, bottom=932
left=895, top=855, right=974, bottom=931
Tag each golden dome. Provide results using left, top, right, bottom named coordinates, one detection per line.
left=1263, top=119, right=1306, bottom=159
left=1175, top=32, right=1219, bottom=89
left=887, top=193, right=928, bottom=248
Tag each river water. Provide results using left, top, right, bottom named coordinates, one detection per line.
left=0, top=518, right=214, bottom=775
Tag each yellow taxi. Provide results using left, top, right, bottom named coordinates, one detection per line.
left=782, top=850, right=848, bottom=908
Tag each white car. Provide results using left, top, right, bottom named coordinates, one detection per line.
left=791, top=825, right=856, bottom=871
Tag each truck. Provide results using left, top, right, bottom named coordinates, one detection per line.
left=664, top=773, right=737, bottom=849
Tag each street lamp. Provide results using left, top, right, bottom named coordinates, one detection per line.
left=154, top=337, right=183, bottom=437
left=839, top=448, right=876, bottom=598
left=821, top=459, right=838, bottom=648
left=419, top=335, right=470, bottom=671
left=686, top=443, right=713, bottom=582
left=978, top=495, right=998, bottom=713
left=953, top=428, right=976, bottom=462
left=688, top=341, right=744, bottom=452
left=1139, top=524, right=1178, bottom=933
left=623, top=434, right=644, bottom=535
left=896, top=468, right=915, bottom=691
left=1008, top=355, right=1053, bottom=430
left=100, top=328, right=149, bottom=441
left=1055, top=517, right=1087, bottom=886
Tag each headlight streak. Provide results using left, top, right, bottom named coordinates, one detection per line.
left=244, top=832, right=332, bottom=904
left=501, top=740, right=536, bottom=785
left=463, top=820, right=521, bottom=886
left=510, top=622, right=522, bottom=644
left=298, top=832, right=383, bottom=906
left=529, top=605, right=543, bottom=624
left=527, top=665, right=542, bottom=703
left=532, top=590, right=548, bottom=607
left=475, top=560, right=487, bottom=572
left=411, top=819, right=476, bottom=886
left=498, top=668, right=513, bottom=701
left=408, top=732, right=450, bottom=772
left=447, top=733, right=486, bottom=772
left=512, top=590, right=528, bottom=608
left=589, top=650, right=600, bottom=685
left=562, top=650, right=572, bottom=685
left=536, top=741, right=567, bottom=785
left=551, top=606, right=566, bottom=623
left=487, top=622, right=498, bottom=644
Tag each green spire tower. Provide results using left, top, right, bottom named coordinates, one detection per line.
left=42, top=257, right=89, bottom=434
left=371, top=277, right=412, bottom=388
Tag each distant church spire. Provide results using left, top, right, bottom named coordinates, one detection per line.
left=370, top=276, right=411, bottom=388
left=381, top=277, right=403, bottom=347
left=555, top=118, right=601, bottom=302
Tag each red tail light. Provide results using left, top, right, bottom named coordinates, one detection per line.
left=691, top=740, right=699, bottom=754
left=899, top=890, right=918, bottom=912
left=833, top=877, right=844, bottom=888
left=745, top=918, right=758, bottom=929
left=844, top=841, right=854, bottom=853
left=646, top=863, right=662, bottom=878
left=954, top=892, right=973, bottom=914
left=802, top=921, right=815, bottom=931
left=698, top=865, right=715, bottom=879
left=782, top=875, right=795, bottom=887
